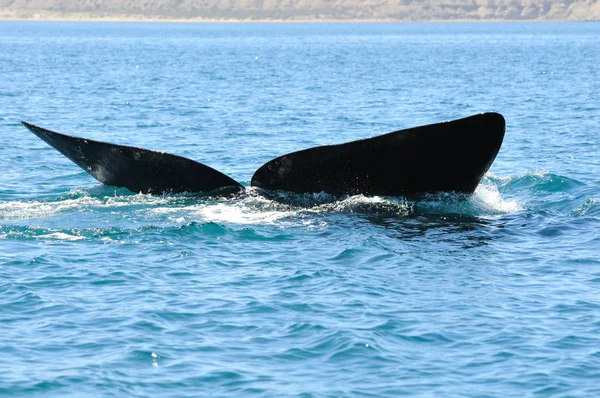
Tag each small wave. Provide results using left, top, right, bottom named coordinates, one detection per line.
left=0, top=222, right=238, bottom=243
left=0, top=225, right=87, bottom=242
left=570, top=198, right=599, bottom=217
left=0, top=189, right=185, bottom=221
left=489, top=171, right=585, bottom=193
left=488, top=171, right=598, bottom=215
left=411, top=180, right=522, bottom=217
left=38, top=232, right=84, bottom=241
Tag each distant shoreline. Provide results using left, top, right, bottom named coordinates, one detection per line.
left=1, top=10, right=599, bottom=23
left=2, top=0, right=599, bottom=23
left=0, top=4, right=600, bottom=23
left=0, top=16, right=596, bottom=23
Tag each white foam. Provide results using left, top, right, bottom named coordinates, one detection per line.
left=141, top=190, right=296, bottom=226
left=38, top=232, right=84, bottom=241
left=309, top=194, right=412, bottom=215
left=0, top=177, right=522, bottom=227
left=0, top=191, right=179, bottom=220
left=412, top=177, right=523, bottom=217
left=471, top=182, right=523, bottom=214
left=194, top=202, right=297, bottom=225
left=0, top=197, right=98, bottom=220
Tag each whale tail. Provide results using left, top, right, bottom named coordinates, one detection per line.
left=22, top=112, right=505, bottom=197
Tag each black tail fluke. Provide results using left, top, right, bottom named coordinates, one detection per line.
left=22, top=121, right=244, bottom=195
left=251, top=113, right=505, bottom=196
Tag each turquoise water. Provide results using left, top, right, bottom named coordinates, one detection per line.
left=1, top=21, right=599, bottom=396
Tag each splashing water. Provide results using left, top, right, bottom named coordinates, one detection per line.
left=0, top=176, right=524, bottom=228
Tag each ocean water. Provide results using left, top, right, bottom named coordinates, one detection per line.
left=0, top=21, right=599, bottom=397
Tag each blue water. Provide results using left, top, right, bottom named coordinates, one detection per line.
left=1, top=21, right=599, bottom=397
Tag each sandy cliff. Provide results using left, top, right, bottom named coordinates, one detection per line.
left=1, top=0, right=599, bottom=21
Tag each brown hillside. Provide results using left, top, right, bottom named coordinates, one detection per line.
left=1, top=0, right=599, bottom=21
